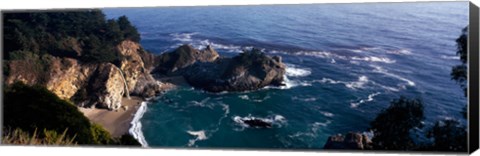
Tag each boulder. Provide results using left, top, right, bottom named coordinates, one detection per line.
left=323, top=132, right=372, bottom=150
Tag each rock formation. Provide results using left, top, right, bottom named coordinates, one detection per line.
left=155, top=45, right=286, bottom=92
left=4, top=40, right=162, bottom=110
left=155, top=44, right=219, bottom=75
left=323, top=132, right=373, bottom=150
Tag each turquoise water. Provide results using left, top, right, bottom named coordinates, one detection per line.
left=104, top=2, right=469, bottom=149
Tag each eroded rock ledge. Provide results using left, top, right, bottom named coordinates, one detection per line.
left=323, top=132, right=373, bottom=150
left=154, top=44, right=286, bottom=92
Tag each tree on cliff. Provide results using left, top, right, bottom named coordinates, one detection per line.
left=3, top=10, right=141, bottom=63
left=369, top=97, right=424, bottom=150
left=423, top=26, right=469, bottom=152
left=451, top=26, right=468, bottom=97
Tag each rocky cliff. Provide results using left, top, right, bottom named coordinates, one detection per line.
left=154, top=45, right=286, bottom=92
left=323, top=132, right=373, bottom=150
left=4, top=40, right=161, bottom=110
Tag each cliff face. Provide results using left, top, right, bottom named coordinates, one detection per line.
left=4, top=40, right=161, bottom=110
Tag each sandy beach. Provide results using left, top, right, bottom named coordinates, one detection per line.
left=79, top=96, right=143, bottom=137
left=78, top=80, right=180, bottom=137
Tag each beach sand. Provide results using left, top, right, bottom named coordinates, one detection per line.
left=79, top=96, right=143, bottom=137
left=78, top=77, right=182, bottom=137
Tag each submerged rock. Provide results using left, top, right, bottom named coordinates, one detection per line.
left=243, top=119, right=273, bottom=128
left=323, top=132, right=372, bottom=150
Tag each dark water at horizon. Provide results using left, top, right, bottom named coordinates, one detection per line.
left=104, top=2, right=469, bottom=149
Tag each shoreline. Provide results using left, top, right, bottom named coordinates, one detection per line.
left=78, top=80, right=179, bottom=140
left=79, top=96, right=144, bottom=137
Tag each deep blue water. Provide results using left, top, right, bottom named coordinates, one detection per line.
left=104, top=2, right=469, bottom=149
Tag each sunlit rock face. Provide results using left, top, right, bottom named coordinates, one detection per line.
left=4, top=40, right=162, bottom=110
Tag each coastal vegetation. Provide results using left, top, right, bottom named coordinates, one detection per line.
left=369, top=97, right=424, bottom=150
left=2, top=10, right=144, bottom=146
left=2, top=128, right=77, bottom=145
left=3, top=10, right=140, bottom=64
left=2, top=82, right=140, bottom=146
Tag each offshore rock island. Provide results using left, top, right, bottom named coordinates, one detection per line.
left=155, top=44, right=286, bottom=92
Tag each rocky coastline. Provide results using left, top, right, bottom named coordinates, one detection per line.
left=4, top=40, right=287, bottom=138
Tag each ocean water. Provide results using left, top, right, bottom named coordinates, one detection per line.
left=104, top=2, right=469, bottom=149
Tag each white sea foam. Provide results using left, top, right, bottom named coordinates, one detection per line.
left=232, top=114, right=287, bottom=129
left=285, top=64, right=312, bottom=77
left=171, top=32, right=198, bottom=42
left=313, top=120, right=332, bottom=127
left=265, top=75, right=311, bottom=90
left=350, top=92, right=381, bottom=108
left=294, top=51, right=348, bottom=60
left=440, top=55, right=460, bottom=60
left=345, top=47, right=381, bottom=53
left=345, top=75, right=369, bottom=89
left=351, top=56, right=396, bottom=63
left=197, top=39, right=243, bottom=53
left=252, top=95, right=271, bottom=102
left=129, top=101, right=149, bottom=147
left=312, top=75, right=370, bottom=90
left=238, top=95, right=250, bottom=100
left=187, top=130, right=208, bottom=146
left=189, top=97, right=211, bottom=108
left=387, top=49, right=412, bottom=55
left=292, top=96, right=317, bottom=102
left=319, top=111, right=334, bottom=117
left=330, top=58, right=336, bottom=64
left=371, top=65, right=415, bottom=87
left=288, top=120, right=331, bottom=139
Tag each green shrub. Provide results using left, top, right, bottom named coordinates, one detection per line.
left=3, top=82, right=94, bottom=144
left=3, top=82, right=141, bottom=146
left=2, top=128, right=77, bottom=145
left=90, top=123, right=114, bottom=145
left=369, top=97, right=424, bottom=150
left=427, top=119, right=467, bottom=152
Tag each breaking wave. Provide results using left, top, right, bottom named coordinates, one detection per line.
left=440, top=55, right=460, bottom=60
left=371, top=65, right=415, bottom=87
left=285, top=64, right=312, bottom=77
left=129, top=101, right=149, bottom=147
left=171, top=32, right=198, bottom=42
left=350, top=92, right=381, bottom=108
left=387, top=49, right=412, bottom=55
left=313, top=75, right=370, bottom=90
left=351, top=56, right=396, bottom=63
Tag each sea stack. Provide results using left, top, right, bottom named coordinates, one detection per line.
left=154, top=45, right=286, bottom=92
